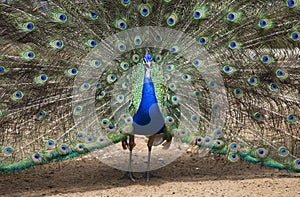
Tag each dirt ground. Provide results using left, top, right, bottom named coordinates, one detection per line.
left=0, top=152, right=299, bottom=197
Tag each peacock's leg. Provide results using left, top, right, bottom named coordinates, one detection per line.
left=121, top=135, right=136, bottom=181
left=144, top=134, right=169, bottom=181
left=146, top=144, right=152, bottom=181
left=145, top=136, right=155, bottom=181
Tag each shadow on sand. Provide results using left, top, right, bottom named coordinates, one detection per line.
left=0, top=153, right=298, bottom=196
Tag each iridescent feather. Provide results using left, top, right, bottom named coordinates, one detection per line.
left=0, top=0, right=299, bottom=176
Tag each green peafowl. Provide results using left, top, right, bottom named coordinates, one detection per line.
left=0, top=0, right=300, bottom=182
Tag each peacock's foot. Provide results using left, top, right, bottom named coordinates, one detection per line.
left=120, top=171, right=136, bottom=182
left=143, top=171, right=161, bottom=181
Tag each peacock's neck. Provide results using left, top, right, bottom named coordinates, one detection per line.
left=143, top=69, right=153, bottom=87
left=139, top=67, right=158, bottom=110
left=145, top=68, right=151, bottom=78
left=132, top=65, right=165, bottom=135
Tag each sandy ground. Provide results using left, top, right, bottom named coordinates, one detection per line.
left=0, top=152, right=299, bottom=197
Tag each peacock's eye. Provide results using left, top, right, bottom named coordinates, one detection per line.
left=90, top=60, right=102, bottom=68
left=41, top=75, right=46, bottom=80
left=35, top=74, right=48, bottom=84
left=182, top=74, right=191, bottom=81
left=120, top=62, right=129, bottom=70
left=155, top=54, right=162, bottom=62
left=230, top=41, right=236, bottom=48
left=292, top=32, right=298, bottom=39
left=73, top=106, right=83, bottom=115
left=80, top=83, right=91, bottom=91
left=71, top=68, right=77, bottom=74
left=171, top=95, right=179, bottom=105
left=28, top=52, right=34, bottom=58
left=200, top=37, right=206, bottom=43
left=228, top=153, right=239, bottom=162
left=4, top=147, right=13, bottom=155
left=121, top=0, right=131, bottom=6
left=168, top=18, right=174, bottom=24
left=256, top=148, right=268, bottom=158
left=56, top=41, right=62, bottom=47
left=193, top=60, right=199, bottom=66
left=87, top=39, right=97, bottom=47
left=132, top=54, right=140, bottom=63
left=120, top=22, right=126, bottom=28
left=26, top=22, right=33, bottom=29
left=34, top=153, right=40, bottom=159
left=194, top=11, right=201, bottom=18
left=140, top=4, right=150, bottom=17
left=59, top=14, right=66, bottom=21
left=191, top=115, right=198, bottom=121
left=11, top=91, right=24, bottom=101
left=269, top=83, right=278, bottom=91
left=76, top=144, right=84, bottom=152
left=204, top=137, right=211, bottom=143
left=22, top=51, right=36, bottom=60
left=198, top=36, right=210, bottom=45
left=118, top=43, right=126, bottom=51
left=215, top=129, right=222, bottom=136
left=263, top=55, right=268, bottom=62
left=65, top=67, right=78, bottom=77
left=193, top=6, right=206, bottom=19
left=278, top=146, right=289, bottom=157
left=260, top=20, right=267, bottom=27
left=116, top=94, right=124, bottom=103
left=228, top=41, right=241, bottom=50
left=247, top=76, right=259, bottom=86
left=166, top=64, right=174, bottom=71
left=194, top=91, right=200, bottom=96
left=168, top=83, right=176, bottom=90
left=22, top=22, right=35, bottom=31
left=99, top=91, right=105, bottom=96
left=53, top=12, right=68, bottom=23
left=47, top=140, right=55, bottom=148
left=31, top=153, right=42, bottom=163
left=277, top=70, right=283, bottom=76
left=228, top=13, right=235, bottom=20
left=134, top=36, right=142, bottom=45
left=167, top=13, right=178, bottom=26
left=291, top=31, right=299, bottom=41
left=115, top=19, right=127, bottom=30
left=209, top=81, right=215, bottom=87
left=107, top=74, right=117, bottom=84
left=260, top=54, right=273, bottom=64
left=286, top=114, right=298, bottom=124
left=89, top=12, right=98, bottom=19
left=258, top=19, right=272, bottom=29
left=286, top=0, right=299, bottom=7
left=170, top=46, right=180, bottom=53
left=155, top=35, right=162, bottom=42
left=0, top=66, right=6, bottom=74
left=222, top=65, right=236, bottom=75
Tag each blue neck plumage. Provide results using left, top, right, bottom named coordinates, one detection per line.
left=132, top=53, right=165, bottom=135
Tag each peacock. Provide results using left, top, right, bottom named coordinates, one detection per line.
left=0, top=0, right=300, bottom=182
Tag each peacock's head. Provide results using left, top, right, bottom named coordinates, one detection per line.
left=143, top=52, right=152, bottom=70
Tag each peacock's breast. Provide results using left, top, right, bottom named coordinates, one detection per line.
left=132, top=71, right=165, bottom=135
